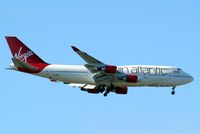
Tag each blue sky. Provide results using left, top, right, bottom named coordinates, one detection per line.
left=1, top=0, right=200, bottom=133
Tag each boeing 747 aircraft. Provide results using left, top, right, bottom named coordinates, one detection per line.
left=5, top=37, right=193, bottom=96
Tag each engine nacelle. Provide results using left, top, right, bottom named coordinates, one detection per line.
left=126, top=75, right=138, bottom=83
left=104, top=65, right=117, bottom=74
left=81, top=87, right=99, bottom=94
left=115, top=86, right=128, bottom=94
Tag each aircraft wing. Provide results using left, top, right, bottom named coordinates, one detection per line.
left=68, top=83, right=96, bottom=89
left=71, top=46, right=104, bottom=66
left=71, top=46, right=126, bottom=85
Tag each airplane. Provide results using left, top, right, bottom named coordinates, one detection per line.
left=5, top=36, right=193, bottom=96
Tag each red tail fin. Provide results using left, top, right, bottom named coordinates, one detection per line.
left=5, top=36, right=47, bottom=64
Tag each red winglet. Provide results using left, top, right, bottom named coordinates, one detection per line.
left=71, top=46, right=80, bottom=52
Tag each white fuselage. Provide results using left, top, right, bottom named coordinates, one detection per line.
left=28, top=64, right=193, bottom=87
left=6, top=37, right=194, bottom=96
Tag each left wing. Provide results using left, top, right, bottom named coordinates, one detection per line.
left=69, top=83, right=96, bottom=89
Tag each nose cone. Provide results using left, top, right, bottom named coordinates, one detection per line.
left=186, top=74, right=194, bottom=83
left=188, top=75, right=194, bottom=83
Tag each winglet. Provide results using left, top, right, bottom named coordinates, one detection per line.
left=71, top=46, right=80, bottom=52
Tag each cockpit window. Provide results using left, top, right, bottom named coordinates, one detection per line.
left=173, top=70, right=180, bottom=73
left=177, top=68, right=182, bottom=71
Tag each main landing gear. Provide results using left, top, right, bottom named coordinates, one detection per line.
left=97, top=85, right=109, bottom=96
left=103, top=91, right=109, bottom=97
left=98, top=85, right=106, bottom=93
left=103, top=84, right=114, bottom=97
left=171, top=87, right=176, bottom=95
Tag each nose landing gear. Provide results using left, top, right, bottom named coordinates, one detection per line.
left=171, top=87, right=176, bottom=95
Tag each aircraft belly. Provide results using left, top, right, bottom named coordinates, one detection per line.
left=54, top=72, right=95, bottom=84
left=38, top=69, right=95, bottom=84
left=114, top=75, right=180, bottom=87
left=62, top=73, right=94, bottom=84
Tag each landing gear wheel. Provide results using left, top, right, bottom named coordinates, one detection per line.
left=102, top=83, right=113, bottom=97
left=103, top=92, right=108, bottom=97
left=171, top=91, right=175, bottom=95
left=171, top=87, right=176, bottom=95
left=103, top=89, right=110, bottom=97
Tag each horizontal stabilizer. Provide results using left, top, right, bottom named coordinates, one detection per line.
left=12, top=58, right=38, bottom=71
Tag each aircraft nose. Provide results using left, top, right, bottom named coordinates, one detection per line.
left=187, top=74, right=194, bottom=83
left=190, top=75, right=194, bottom=82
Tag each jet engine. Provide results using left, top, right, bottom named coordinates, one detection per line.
left=126, top=75, right=138, bottom=83
left=115, top=86, right=128, bottom=94
left=104, top=65, right=117, bottom=73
